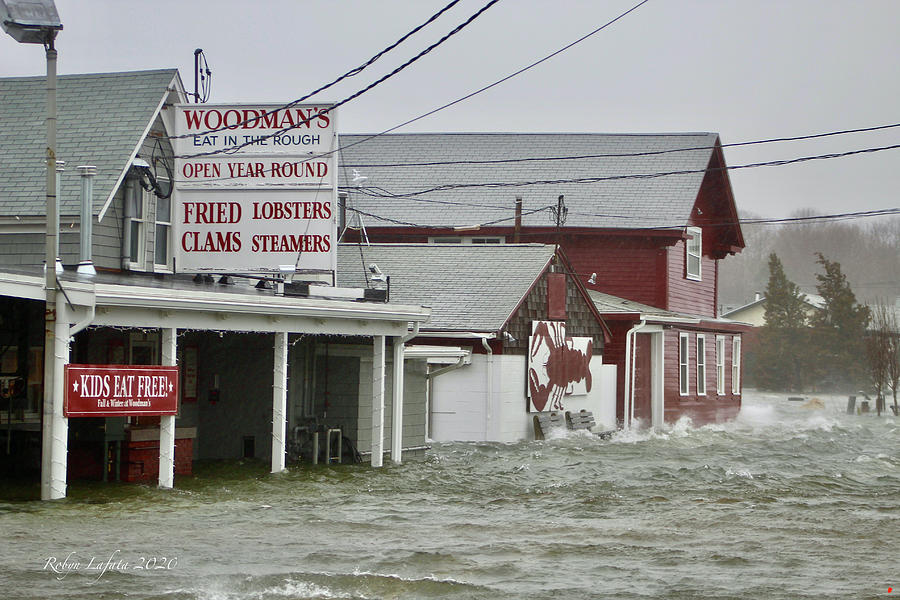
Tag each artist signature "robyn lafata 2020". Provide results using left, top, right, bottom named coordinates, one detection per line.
left=42, top=550, right=177, bottom=583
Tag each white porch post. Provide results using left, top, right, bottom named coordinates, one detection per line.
left=159, top=328, right=177, bottom=489
left=271, top=332, right=288, bottom=473
left=391, top=337, right=404, bottom=464
left=44, top=291, right=69, bottom=500
left=371, top=335, right=385, bottom=467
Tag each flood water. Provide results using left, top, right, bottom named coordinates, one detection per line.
left=1, top=392, right=897, bottom=599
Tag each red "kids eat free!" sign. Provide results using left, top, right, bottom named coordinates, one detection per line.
left=64, top=365, right=178, bottom=417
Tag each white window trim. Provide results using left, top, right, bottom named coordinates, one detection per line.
left=716, top=335, right=726, bottom=395
left=153, top=186, right=173, bottom=273
left=124, top=182, right=148, bottom=271
left=732, top=337, right=742, bottom=395
left=696, top=334, right=706, bottom=396
left=686, top=226, right=702, bottom=281
left=679, top=332, right=689, bottom=396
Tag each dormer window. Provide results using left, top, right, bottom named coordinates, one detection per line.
left=686, top=226, right=701, bottom=281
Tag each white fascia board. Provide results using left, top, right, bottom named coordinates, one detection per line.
left=640, top=314, right=702, bottom=324
left=91, top=284, right=430, bottom=323
left=0, top=272, right=95, bottom=306
left=98, top=78, right=175, bottom=223
left=404, top=345, right=471, bottom=360
left=417, top=331, right=497, bottom=339
left=0, top=271, right=47, bottom=301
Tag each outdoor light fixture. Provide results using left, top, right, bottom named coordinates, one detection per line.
left=369, top=263, right=386, bottom=282
left=588, top=272, right=597, bottom=285
left=0, top=0, right=62, bottom=44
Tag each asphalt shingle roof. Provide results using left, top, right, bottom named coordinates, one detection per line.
left=338, top=132, right=719, bottom=230
left=0, top=69, right=177, bottom=217
left=336, top=243, right=556, bottom=332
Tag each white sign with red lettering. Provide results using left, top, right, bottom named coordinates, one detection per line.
left=172, top=103, right=337, bottom=273
left=176, top=188, right=335, bottom=272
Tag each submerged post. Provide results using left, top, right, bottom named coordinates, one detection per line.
left=40, top=43, right=60, bottom=500
left=271, top=332, right=288, bottom=473
left=371, top=335, right=385, bottom=467
left=159, top=328, right=176, bottom=488
left=391, top=337, right=404, bottom=464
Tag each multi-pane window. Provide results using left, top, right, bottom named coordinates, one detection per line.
left=679, top=332, right=689, bottom=395
left=154, top=192, right=171, bottom=270
left=686, top=226, right=701, bottom=280
left=124, top=182, right=146, bottom=266
left=716, top=335, right=726, bottom=395
left=732, top=337, right=742, bottom=394
left=696, top=334, right=706, bottom=395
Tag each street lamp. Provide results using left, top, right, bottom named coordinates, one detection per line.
left=1, top=0, right=64, bottom=500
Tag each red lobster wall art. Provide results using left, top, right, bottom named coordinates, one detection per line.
left=528, top=321, right=593, bottom=412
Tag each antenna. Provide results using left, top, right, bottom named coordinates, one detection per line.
left=193, top=48, right=212, bottom=103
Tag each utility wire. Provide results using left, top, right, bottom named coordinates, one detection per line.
left=177, top=0, right=503, bottom=159
left=169, top=0, right=463, bottom=140
left=172, top=121, right=900, bottom=185
left=342, top=205, right=899, bottom=232
left=341, top=122, right=900, bottom=168
left=346, top=142, right=900, bottom=199
left=334, top=0, right=651, bottom=158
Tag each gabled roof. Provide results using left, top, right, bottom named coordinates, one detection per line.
left=335, top=243, right=556, bottom=332
left=0, top=69, right=180, bottom=217
left=338, top=132, right=721, bottom=230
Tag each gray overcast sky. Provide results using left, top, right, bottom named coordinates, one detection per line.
left=2, top=0, right=898, bottom=220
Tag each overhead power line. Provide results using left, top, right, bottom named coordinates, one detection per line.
left=345, top=142, right=900, bottom=199
left=169, top=0, right=463, bottom=140
left=342, top=205, right=900, bottom=232
left=335, top=0, right=652, bottom=157
left=177, top=0, right=503, bottom=159
left=341, top=122, right=900, bottom=168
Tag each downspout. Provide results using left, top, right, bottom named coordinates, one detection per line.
left=481, top=337, right=493, bottom=441
left=623, top=319, right=648, bottom=429
left=390, top=322, right=420, bottom=464
left=69, top=304, right=95, bottom=337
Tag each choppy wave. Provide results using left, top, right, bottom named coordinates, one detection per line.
left=1, top=392, right=898, bottom=600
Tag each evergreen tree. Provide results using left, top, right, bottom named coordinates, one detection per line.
left=809, top=253, right=871, bottom=390
left=749, top=253, right=810, bottom=391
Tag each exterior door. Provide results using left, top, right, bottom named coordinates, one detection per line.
left=633, top=333, right=652, bottom=425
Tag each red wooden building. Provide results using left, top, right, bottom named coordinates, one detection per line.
left=338, top=132, right=749, bottom=428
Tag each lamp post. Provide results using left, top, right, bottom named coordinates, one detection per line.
left=1, top=0, right=64, bottom=500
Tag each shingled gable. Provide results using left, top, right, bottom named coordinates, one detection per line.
left=336, top=243, right=604, bottom=334
left=0, top=69, right=181, bottom=219
left=338, top=132, right=744, bottom=255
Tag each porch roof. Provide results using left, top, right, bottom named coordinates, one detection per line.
left=0, top=266, right=430, bottom=337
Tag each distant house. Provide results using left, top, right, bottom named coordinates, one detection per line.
left=722, top=293, right=825, bottom=327
left=338, top=132, right=748, bottom=427
left=336, top=243, right=614, bottom=441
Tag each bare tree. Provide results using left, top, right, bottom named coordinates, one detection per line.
left=866, top=302, right=900, bottom=415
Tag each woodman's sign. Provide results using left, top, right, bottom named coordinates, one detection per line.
left=64, top=365, right=178, bottom=417
left=172, top=103, right=338, bottom=273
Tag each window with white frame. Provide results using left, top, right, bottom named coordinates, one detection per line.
left=696, top=334, right=707, bottom=395
left=686, top=226, right=702, bottom=280
left=716, top=335, right=725, bottom=395
left=124, top=180, right=147, bottom=268
left=679, top=332, right=689, bottom=395
left=732, top=337, right=742, bottom=394
left=154, top=191, right=172, bottom=271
